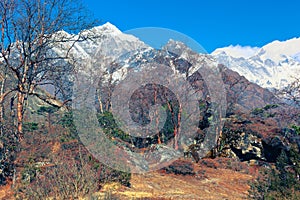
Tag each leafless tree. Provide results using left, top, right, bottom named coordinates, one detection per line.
left=0, top=0, right=98, bottom=138
left=277, top=77, right=300, bottom=107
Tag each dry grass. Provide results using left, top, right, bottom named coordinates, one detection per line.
left=97, top=158, right=254, bottom=200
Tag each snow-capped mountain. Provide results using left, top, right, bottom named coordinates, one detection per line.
left=50, top=22, right=300, bottom=92
left=212, top=38, right=300, bottom=89
left=80, top=22, right=148, bottom=58
left=46, top=22, right=148, bottom=70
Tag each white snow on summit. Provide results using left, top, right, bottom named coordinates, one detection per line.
left=258, top=38, right=300, bottom=64
left=212, top=37, right=300, bottom=89
left=37, top=22, right=300, bottom=92
left=91, top=22, right=122, bottom=35
left=212, top=45, right=259, bottom=59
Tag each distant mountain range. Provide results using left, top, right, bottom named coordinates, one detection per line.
left=59, top=22, right=299, bottom=91
left=64, top=22, right=281, bottom=112
left=212, top=38, right=300, bottom=90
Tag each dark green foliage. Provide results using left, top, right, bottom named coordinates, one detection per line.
left=266, top=113, right=276, bottom=118
left=59, top=111, right=75, bottom=130
left=160, top=102, right=180, bottom=142
left=58, top=111, right=77, bottom=141
left=23, top=122, right=39, bottom=132
left=263, top=104, right=279, bottom=111
left=97, top=111, right=130, bottom=142
left=37, top=106, right=58, bottom=115
left=291, top=124, right=300, bottom=135
left=251, top=104, right=279, bottom=118
left=249, top=144, right=300, bottom=199
left=252, top=108, right=264, bottom=115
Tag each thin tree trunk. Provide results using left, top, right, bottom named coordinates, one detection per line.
left=0, top=88, right=5, bottom=122
left=154, top=87, right=161, bottom=144
left=17, top=92, right=25, bottom=139
left=174, top=104, right=182, bottom=150
left=106, top=74, right=113, bottom=112
left=164, top=97, right=182, bottom=150
left=96, top=89, right=104, bottom=113
left=48, top=113, right=52, bottom=134
left=0, top=73, right=7, bottom=136
left=0, top=100, right=4, bottom=136
left=0, top=96, right=4, bottom=136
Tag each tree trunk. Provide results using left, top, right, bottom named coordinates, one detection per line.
left=0, top=74, right=7, bottom=136
left=154, top=87, right=161, bottom=144
left=96, top=89, right=104, bottom=113
left=17, top=92, right=25, bottom=139
left=174, top=104, right=182, bottom=150
left=0, top=99, right=4, bottom=137
left=48, top=113, right=52, bottom=134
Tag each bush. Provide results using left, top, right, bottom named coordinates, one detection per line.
left=291, top=124, right=300, bottom=135
left=23, top=122, right=39, bottom=132
left=249, top=144, right=300, bottom=199
left=15, top=151, right=99, bottom=199
left=0, top=123, right=18, bottom=185
left=252, top=108, right=264, bottom=115
left=97, top=111, right=131, bottom=142
left=99, top=165, right=131, bottom=187
left=163, top=160, right=195, bottom=175
left=263, top=104, right=279, bottom=111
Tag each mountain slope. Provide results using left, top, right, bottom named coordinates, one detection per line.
left=28, top=23, right=300, bottom=165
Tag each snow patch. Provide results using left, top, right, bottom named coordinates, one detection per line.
left=212, top=45, right=259, bottom=59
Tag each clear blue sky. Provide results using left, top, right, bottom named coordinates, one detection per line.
left=84, top=0, right=300, bottom=53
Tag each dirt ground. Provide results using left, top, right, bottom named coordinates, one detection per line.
left=97, top=159, right=254, bottom=200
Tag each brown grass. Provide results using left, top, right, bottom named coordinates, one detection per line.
left=98, top=158, right=254, bottom=200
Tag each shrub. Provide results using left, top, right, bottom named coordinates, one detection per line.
left=263, top=104, right=279, bottom=111
left=248, top=144, right=300, bottom=199
left=291, top=124, right=300, bottom=135
left=15, top=151, right=99, bottom=199
left=252, top=108, right=264, bottom=115
left=99, top=165, right=131, bottom=187
left=0, top=123, right=18, bottom=185
left=97, top=111, right=131, bottom=142
left=163, top=160, right=195, bottom=175
left=23, top=122, right=39, bottom=132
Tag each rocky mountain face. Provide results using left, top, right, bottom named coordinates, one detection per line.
left=59, top=23, right=299, bottom=167
left=212, top=38, right=300, bottom=90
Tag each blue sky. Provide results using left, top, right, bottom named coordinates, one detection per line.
left=84, top=0, right=300, bottom=53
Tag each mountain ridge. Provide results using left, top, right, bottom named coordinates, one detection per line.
left=212, top=37, right=300, bottom=90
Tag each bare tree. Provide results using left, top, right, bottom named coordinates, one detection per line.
left=0, top=0, right=98, bottom=139
left=277, top=77, right=300, bottom=107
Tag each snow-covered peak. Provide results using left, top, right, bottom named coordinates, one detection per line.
left=212, top=45, right=259, bottom=59
left=164, top=39, right=190, bottom=53
left=91, top=22, right=122, bottom=35
left=258, top=37, right=300, bottom=64
left=212, top=37, right=300, bottom=90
